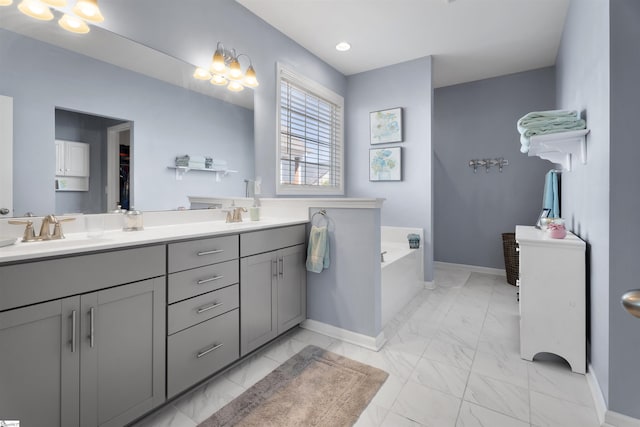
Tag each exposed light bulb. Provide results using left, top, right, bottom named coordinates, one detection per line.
left=41, top=0, right=66, bottom=6
left=193, top=67, right=212, bottom=80
left=0, top=0, right=14, bottom=6
left=227, top=81, right=244, bottom=92
left=17, top=0, right=54, bottom=20
left=58, top=13, right=90, bottom=33
left=73, top=0, right=104, bottom=23
left=210, top=74, right=227, bottom=86
left=335, top=41, right=351, bottom=52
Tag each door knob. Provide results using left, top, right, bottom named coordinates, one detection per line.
left=0, top=208, right=9, bottom=215
left=621, top=290, right=640, bottom=318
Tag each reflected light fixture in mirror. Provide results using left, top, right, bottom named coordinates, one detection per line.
left=73, top=0, right=103, bottom=22
left=6, top=0, right=104, bottom=34
left=193, top=41, right=259, bottom=92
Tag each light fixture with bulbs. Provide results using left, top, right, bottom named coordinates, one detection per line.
left=193, top=42, right=259, bottom=92
left=1, top=0, right=104, bottom=34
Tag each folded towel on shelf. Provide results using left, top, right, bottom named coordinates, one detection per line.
left=517, top=110, right=579, bottom=128
left=517, top=110, right=586, bottom=153
left=306, top=225, right=330, bottom=273
left=543, top=170, right=560, bottom=218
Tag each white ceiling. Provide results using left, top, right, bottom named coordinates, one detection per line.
left=236, top=0, right=571, bottom=88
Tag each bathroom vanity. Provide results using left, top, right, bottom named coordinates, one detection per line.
left=0, top=219, right=307, bottom=427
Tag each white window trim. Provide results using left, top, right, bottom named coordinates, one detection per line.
left=276, top=63, right=345, bottom=196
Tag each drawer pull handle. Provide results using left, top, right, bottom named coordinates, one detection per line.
left=197, top=249, right=224, bottom=256
left=196, top=302, right=223, bottom=314
left=197, top=275, right=224, bottom=285
left=197, top=343, right=224, bottom=359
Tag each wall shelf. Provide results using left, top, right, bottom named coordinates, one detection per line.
left=167, top=166, right=238, bottom=182
left=527, top=129, right=590, bottom=171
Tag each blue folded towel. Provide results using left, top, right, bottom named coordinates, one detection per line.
left=543, top=170, right=560, bottom=218
left=306, top=225, right=330, bottom=273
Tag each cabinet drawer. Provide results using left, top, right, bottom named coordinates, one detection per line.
left=168, top=235, right=239, bottom=273
left=240, top=224, right=306, bottom=257
left=168, top=259, right=238, bottom=303
left=168, top=284, right=239, bottom=335
left=167, top=309, right=239, bottom=398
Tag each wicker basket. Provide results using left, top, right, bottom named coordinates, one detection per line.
left=502, top=233, right=519, bottom=286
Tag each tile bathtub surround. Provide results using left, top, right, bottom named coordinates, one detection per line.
left=133, top=268, right=599, bottom=427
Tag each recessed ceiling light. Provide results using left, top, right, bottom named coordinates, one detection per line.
left=335, top=42, right=351, bottom=52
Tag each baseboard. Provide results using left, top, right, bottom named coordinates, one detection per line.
left=586, top=365, right=607, bottom=425
left=605, top=411, right=640, bottom=427
left=585, top=364, right=640, bottom=427
left=300, top=319, right=386, bottom=351
left=424, top=280, right=436, bottom=290
left=434, top=261, right=506, bottom=277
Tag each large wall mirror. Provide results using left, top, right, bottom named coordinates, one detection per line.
left=0, top=9, right=255, bottom=218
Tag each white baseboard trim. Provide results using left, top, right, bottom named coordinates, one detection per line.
left=586, top=365, right=607, bottom=425
left=585, top=364, right=640, bottom=427
left=605, top=411, right=640, bottom=427
left=300, top=319, right=386, bottom=351
left=434, top=261, right=506, bottom=277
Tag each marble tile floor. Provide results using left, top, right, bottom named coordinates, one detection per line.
left=132, top=267, right=599, bottom=427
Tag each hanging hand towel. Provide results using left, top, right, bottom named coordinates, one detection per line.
left=306, top=225, right=330, bottom=273
left=543, top=170, right=560, bottom=218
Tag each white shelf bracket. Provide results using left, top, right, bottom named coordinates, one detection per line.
left=527, top=129, right=589, bottom=171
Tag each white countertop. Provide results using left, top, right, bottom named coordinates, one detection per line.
left=0, top=217, right=308, bottom=265
left=515, top=225, right=585, bottom=248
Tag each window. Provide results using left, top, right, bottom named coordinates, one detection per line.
left=277, top=64, right=344, bottom=195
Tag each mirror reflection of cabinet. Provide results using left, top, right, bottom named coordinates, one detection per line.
left=55, top=140, right=90, bottom=192
left=56, top=140, right=90, bottom=177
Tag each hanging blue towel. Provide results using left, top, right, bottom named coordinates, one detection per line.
left=543, top=170, right=560, bottom=218
left=306, top=225, right=330, bottom=273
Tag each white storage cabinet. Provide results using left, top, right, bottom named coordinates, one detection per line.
left=516, top=225, right=586, bottom=373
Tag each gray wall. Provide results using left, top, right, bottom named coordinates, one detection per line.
left=306, top=208, right=381, bottom=337
left=433, top=68, right=556, bottom=269
left=1, top=29, right=254, bottom=216
left=346, top=57, right=434, bottom=281
left=95, top=0, right=348, bottom=197
left=555, top=0, right=611, bottom=405
left=55, top=109, right=124, bottom=214
left=608, top=0, right=640, bottom=418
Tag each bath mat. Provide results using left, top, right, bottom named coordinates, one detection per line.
left=198, top=345, right=388, bottom=427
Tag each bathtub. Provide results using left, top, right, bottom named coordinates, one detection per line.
left=381, top=226, right=425, bottom=328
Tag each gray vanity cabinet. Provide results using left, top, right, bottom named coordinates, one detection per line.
left=80, top=278, right=166, bottom=427
left=0, top=298, right=80, bottom=427
left=0, top=245, right=166, bottom=427
left=239, top=251, right=278, bottom=355
left=240, top=224, right=307, bottom=356
left=277, top=244, right=307, bottom=332
left=0, top=278, right=165, bottom=427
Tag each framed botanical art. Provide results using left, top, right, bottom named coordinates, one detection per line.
left=369, top=147, right=402, bottom=181
left=370, top=107, right=403, bottom=144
